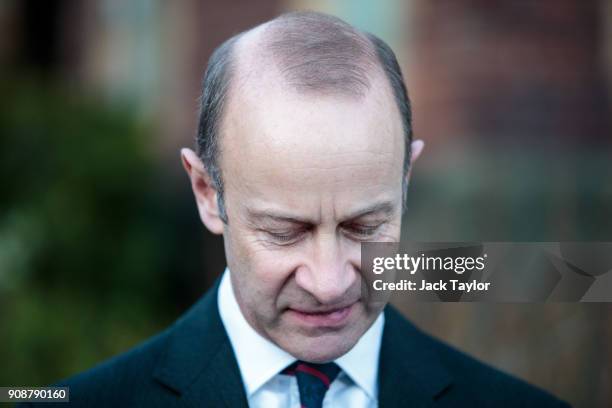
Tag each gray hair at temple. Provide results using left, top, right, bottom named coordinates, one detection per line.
left=196, top=11, right=413, bottom=223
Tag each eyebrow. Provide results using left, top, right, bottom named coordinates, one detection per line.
left=246, top=200, right=396, bottom=225
left=344, top=201, right=396, bottom=220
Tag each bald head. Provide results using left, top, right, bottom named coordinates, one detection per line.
left=196, top=11, right=413, bottom=222
left=254, top=12, right=378, bottom=97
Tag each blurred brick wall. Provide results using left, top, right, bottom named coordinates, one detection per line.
left=409, top=0, right=611, bottom=147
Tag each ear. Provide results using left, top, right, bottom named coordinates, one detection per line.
left=405, top=139, right=425, bottom=185
left=180, top=148, right=224, bottom=234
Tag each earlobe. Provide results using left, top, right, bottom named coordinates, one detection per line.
left=196, top=196, right=225, bottom=235
left=180, top=148, right=225, bottom=235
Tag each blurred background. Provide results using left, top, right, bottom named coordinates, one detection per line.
left=1, top=0, right=611, bottom=406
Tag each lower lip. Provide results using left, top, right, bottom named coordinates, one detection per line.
left=287, top=303, right=355, bottom=328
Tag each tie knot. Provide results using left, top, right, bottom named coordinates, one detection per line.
left=282, top=361, right=341, bottom=408
left=283, top=361, right=341, bottom=387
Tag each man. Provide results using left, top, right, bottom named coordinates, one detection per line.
left=25, top=11, right=569, bottom=408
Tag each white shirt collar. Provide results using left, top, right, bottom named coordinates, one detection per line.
left=218, top=268, right=384, bottom=400
left=335, top=303, right=384, bottom=400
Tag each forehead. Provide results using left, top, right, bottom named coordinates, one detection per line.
left=218, top=37, right=405, bottom=219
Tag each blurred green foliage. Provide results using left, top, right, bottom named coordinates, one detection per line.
left=0, top=79, right=183, bottom=385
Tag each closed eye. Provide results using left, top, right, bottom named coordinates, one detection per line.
left=342, top=223, right=381, bottom=239
left=265, top=228, right=309, bottom=245
left=268, top=231, right=299, bottom=242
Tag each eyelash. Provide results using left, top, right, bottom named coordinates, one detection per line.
left=268, top=231, right=302, bottom=243
left=346, top=225, right=380, bottom=237
left=266, top=224, right=381, bottom=244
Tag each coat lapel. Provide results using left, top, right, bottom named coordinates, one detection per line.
left=152, top=281, right=248, bottom=408
left=378, top=306, right=453, bottom=407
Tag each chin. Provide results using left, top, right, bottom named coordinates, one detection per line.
left=281, top=333, right=358, bottom=363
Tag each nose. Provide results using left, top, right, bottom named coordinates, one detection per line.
left=294, top=232, right=358, bottom=305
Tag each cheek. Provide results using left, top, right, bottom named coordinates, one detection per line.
left=227, top=228, right=296, bottom=297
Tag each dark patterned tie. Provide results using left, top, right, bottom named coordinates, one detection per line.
left=282, top=361, right=341, bottom=408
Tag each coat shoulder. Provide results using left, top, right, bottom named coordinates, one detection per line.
left=384, top=307, right=570, bottom=407
left=21, top=285, right=225, bottom=408
left=17, top=329, right=178, bottom=408
left=429, top=332, right=569, bottom=407
left=55, top=329, right=174, bottom=407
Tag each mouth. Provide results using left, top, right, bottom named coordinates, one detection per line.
left=286, top=302, right=356, bottom=328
